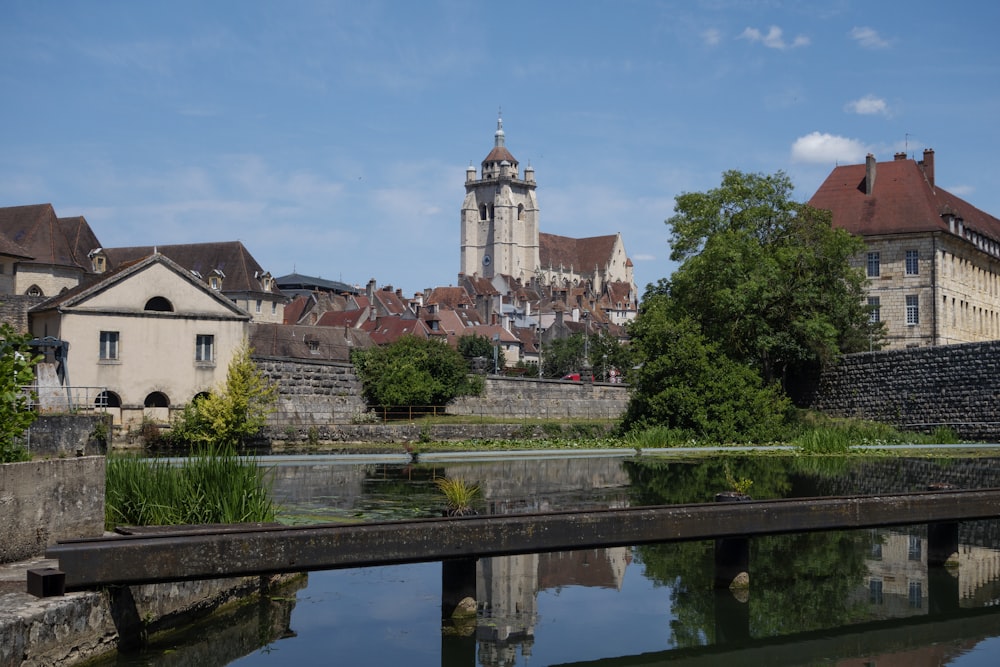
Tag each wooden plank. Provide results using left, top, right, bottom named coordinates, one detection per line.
left=47, top=488, right=1000, bottom=590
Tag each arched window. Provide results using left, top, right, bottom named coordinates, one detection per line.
left=517, top=204, right=525, bottom=221
left=95, top=391, right=122, bottom=408
left=25, top=284, right=43, bottom=297
left=144, top=392, right=169, bottom=408
left=144, top=296, right=174, bottom=312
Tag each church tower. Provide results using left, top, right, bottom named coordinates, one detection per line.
left=460, top=115, right=540, bottom=281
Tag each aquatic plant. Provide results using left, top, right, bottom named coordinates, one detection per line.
left=434, top=476, right=480, bottom=516
left=105, top=444, right=275, bottom=529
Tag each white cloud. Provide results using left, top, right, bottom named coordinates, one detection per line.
left=845, top=94, right=890, bottom=116
left=850, top=26, right=890, bottom=49
left=632, top=254, right=657, bottom=262
left=740, top=26, right=810, bottom=50
left=947, top=184, right=975, bottom=196
left=702, top=28, right=722, bottom=47
left=791, top=132, right=870, bottom=164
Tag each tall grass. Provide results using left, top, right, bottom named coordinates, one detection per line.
left=105, top=445, right=275, bottom=530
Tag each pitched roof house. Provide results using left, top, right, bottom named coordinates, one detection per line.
left=0, top=203, right=105, bottom=298
left=28, top=253, right=251, bottom=426
left=809, top=149, right=1000, bottom=348
left=101, top=241, right=287, bottom=323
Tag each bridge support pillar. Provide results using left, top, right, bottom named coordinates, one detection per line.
left=714, top=589, right=751, bottom=644
left=927, top=565, right=960, bottom=615
left=714, top=536, right=750, bottom=589
left=927, top=521, right=959, bottom=567
left=442, top=557, right=478, bottom=619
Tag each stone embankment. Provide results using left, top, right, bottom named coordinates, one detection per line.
left=811, top=339, right=1000, bottom=440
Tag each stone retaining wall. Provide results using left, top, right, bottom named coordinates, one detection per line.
left=0, top=457, right=105, bottom=564
left=811, top=340, right=1000, bottom=440
left=254, top=356, right=630, bottom=427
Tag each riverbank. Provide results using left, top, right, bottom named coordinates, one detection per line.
left=0, top=555, right=302, bottom=667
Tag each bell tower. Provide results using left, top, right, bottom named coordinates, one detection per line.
left=460, top=115, right=539, bottom=281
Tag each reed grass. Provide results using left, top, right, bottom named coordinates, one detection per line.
left=434, top=476, right=480, bottom=516
left=105, top=445, right=275, bottom=530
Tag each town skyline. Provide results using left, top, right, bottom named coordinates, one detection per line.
left=3, top=1, right=999, bottom=294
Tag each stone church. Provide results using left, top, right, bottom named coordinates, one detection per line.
left=459, top=116, right=636, bottom=296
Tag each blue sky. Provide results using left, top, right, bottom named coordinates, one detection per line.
left=3, top=1, right=999, bottom=295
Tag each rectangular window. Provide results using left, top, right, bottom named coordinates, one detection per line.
left=906, top=295, right=920, bottom=325
left=195, top=334, right=214, bottom=362
left=271, top=302, right=277, bottom=315
left=905, top=249, right=919, bottom=275
left=867, top=296, right=881, bottom=323
left=869, top=579, right=883, bottom=605
left=908, top=534, right=922, bottom=561
left=908, top=580, right=923, bottom=609
left=99, top=331, right=119, bottom=360
left=867, top=252, right=880, bottom=278
left=255, top=299, right=262, bottom=313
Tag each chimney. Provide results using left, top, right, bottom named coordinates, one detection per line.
left=894, top=152, right=907, bottom=161
left=865, top=153, right=877, bottom=195
left=366, top=278, right=376, bottom=301
left=921, top=148, right=935, bottom=187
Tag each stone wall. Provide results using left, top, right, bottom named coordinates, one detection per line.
left=810, top=340, right=1000, bottom=440
left=0, top=457, right=105, bottom=564
left=449, top=377, right=629, bottom=420
left=0, top=294, right=47, bottom=332
left=25, top=414, right=109, bottom=458
left=253, top=356, right=368, bottom=425
left=255, top=356, right=630, bottom=428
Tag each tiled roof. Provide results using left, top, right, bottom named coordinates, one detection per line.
left=483, top=146, right=517, bottom=166
left=249, top=322, right=372, bottom=361
left=0, top=203, right=97, bottom=269
left=361, top=316, right=429, bottom=345
left=808, top=156, right=1000, bottom=240
left=539, top=232, right=618, bottom=271
left=104, top=241, right=274, bottom=295
left=372, top=287, right=411, bottom=316
left=317, top=309, right=368, bottom=328
left=426, top=286, right=474, bottom=309
left=283, top=295, right=312, bottom=325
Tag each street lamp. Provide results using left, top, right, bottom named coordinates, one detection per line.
left=492, top=333, right=500, bottom=375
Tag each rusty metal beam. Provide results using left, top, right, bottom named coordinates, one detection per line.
left=47, top=488, right=1000, bottom=590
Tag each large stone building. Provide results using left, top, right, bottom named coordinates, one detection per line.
left=459, top=116, right=636, bottom=296
left=809, top=149, right=1000, bottom=349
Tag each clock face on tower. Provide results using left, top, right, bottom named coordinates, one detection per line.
left=483, top=254, right=491, bottom=267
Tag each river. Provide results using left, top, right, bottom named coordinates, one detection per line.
left=96, top=452, right=1000, bottom=666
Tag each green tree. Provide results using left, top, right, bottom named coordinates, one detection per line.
left=457, top=333, right=505, bottom=371
left=586, top=330, right=634, bottom=383
left=0, top=324, right=40, bottom=462
left=540, top=334, right=586, bottom=378
left=622, top=297, right=789, bottom=442
left=665, top=170, right=881, bottom=385
left=171, top=342, right=277, bottom=449
left=352, top=335, right=479, bottom=408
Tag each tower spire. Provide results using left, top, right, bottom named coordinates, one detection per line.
left=495, top=108, right=505, bottom=148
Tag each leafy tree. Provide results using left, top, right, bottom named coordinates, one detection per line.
left=586, top=330, right=634, bottom=383
left=457, top=333, right=505, bottom=371
left=352, top=335, right=479, bottom=408
left=540, top=334, right=586, bottom=378
left=0, top=324, right=41, bottom=462
left=665, top=170, right=881, bottom=385
left=171, top=342, right=277, bottom=449
left=622, top=297, right=789, bottom=442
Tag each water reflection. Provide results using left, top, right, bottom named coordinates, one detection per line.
left=113, top=455, right=1000, bottom=665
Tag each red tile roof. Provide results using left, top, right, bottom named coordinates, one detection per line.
left=540, top=233, right=618, bottom=271
left=808, top=156, right=1000, bottom=240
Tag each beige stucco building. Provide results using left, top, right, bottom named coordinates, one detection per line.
left=810, top=150, right=1000, bottom=349
left=29, top=253, right=250, bottom=426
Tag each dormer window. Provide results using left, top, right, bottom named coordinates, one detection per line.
left=209, top=275, right=221, bottom=290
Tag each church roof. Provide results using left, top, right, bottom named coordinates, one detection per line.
left=539, top=232, right=618, bottom=271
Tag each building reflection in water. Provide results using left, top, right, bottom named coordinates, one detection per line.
left=476, top=547, right=631, bottom=667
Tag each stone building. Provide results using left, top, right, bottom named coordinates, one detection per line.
left=459, top=116, right=636, bottom=297
left=809, top=149, right=1000, bottom=349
